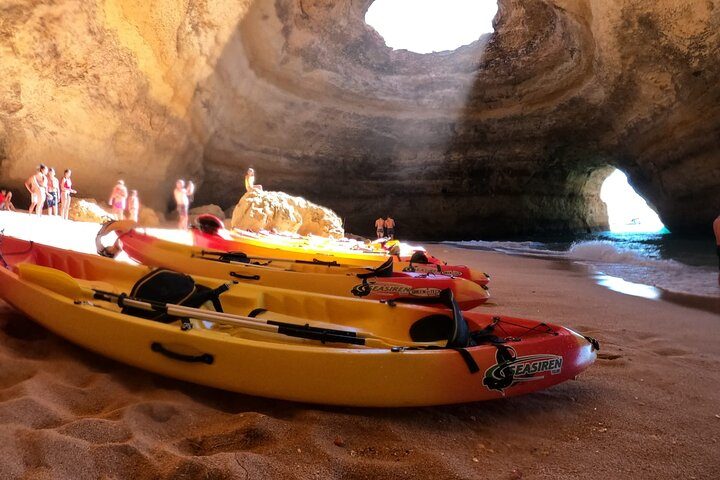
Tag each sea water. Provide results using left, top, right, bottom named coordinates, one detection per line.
left=445, top=231, right=720, bottom=299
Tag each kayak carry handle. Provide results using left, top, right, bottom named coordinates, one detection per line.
left=150, top=342, right=214, bottom=364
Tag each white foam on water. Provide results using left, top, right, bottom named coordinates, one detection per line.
left=447, top=238, right=720, bottom=299
left=445, top=240, right=564, bottom=257
left=564, top=241, right=719, bottom=298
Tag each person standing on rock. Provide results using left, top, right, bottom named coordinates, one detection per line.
left=375, top=216, right=385, bottom=238
left=45, top=168, right=60, bottom=216
left=174, top=179, right=195, bottom=229
left=244, top=168, right=262, bottom=193
left=25, top=164, right=48, bottom=216
left=714, top=213, right=720, bottom=285
left=128, top=190, right=140, bottom=222
left=60, top=169, right=76, bottom=220
left=384, top=215, right=396, bottom=239
left=109, top=180, right=128, bottom=220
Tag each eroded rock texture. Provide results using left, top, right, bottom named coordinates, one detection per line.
left=231, top=190, right=344, bottom=238
left=1, top=0, right=719, bottom=239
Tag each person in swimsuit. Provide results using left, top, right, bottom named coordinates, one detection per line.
left=128, top=190, right=140, bottom=222
left=45, top=168, right=60, bottom=216
left=2, top=191, right=16, bottom=211
left=375, top=216, right=385, bottom=238
left=384, top=215, right=396, bottom=239
left=25, top=164, right=48, bottom=216
left=109, top=180, right=128, bottom=220
left=714, top=214, right=720, bottom=285
left=244, top=168, right=263, bottom=193
left=60, top=169, right=76, bottom=220
left=174, top=179, right=195, bottom=229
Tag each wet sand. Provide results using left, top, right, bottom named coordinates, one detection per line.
left=0, top=214, right=719, bottom=479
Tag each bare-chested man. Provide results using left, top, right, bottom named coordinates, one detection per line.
left=375, top=216, right=385, bottom=238
left=384, top=215, right=396, bottom=239
left=25, top=164, right=48, bottom=216
left=174, top=179, right=195, bottom=229
left=46, top=168, right=60, bottom=216
left=713, top=214, right=720, bottom=285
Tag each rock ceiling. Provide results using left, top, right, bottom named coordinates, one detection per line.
left=1, top=0, right=718, bottom=238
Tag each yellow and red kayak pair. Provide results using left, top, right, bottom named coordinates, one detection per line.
left=190, top=215, right=490, bottom=285
left=0, top=235, right=598, bottom=407
left=100, top=221, right=490, bottom=310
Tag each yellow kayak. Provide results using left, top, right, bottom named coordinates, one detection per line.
left=99, top=223, right=489, bottom=310
left=192, top=215, right=490, bottom=286
left=0, top=235, right=597, bottom=406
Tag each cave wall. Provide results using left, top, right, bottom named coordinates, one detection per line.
left=1, top=0, right=718, bottom=238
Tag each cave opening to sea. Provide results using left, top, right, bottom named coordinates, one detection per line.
left=600, top=169, right=665, bottom=233
left=365, top=0, right=498, bottom=54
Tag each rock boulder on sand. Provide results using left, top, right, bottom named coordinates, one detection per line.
left=231, top=190, right=344, bottom=238
left=68, top=198, right=116, bottom=223
left=190, top=204, right=225, bottom=220
left=137, top=207, right=163, bottom=227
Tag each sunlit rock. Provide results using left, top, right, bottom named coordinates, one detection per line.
left=231, top=190, right=344, bottom=238
left=68, top=199, right=116, bottom=223
left=1, top=0, right=718, bottom=237
left=137, top=207, right=163, bottom=227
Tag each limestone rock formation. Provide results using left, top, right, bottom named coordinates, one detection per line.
left=137, top=207, right=163, bottom=227
left=68, top=198, right=116, bottom=223
left=190, top=204, right=226, bottom=220
left=1, top=0, right=719, bottom=238
left=231, top=190, right=344, bottom=238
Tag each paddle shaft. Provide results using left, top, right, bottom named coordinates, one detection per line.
left=91, top=290, right=433, bottom=349
left=196, top=250, right=385, bottom=267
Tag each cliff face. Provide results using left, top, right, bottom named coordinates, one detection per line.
left=1, top=0, right=718, bottom=238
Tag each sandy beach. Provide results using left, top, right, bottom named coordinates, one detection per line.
left=0, top=215, right=719, bottom=479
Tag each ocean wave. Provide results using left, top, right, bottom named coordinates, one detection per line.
left=448, top=238, right=719, bottom=298
left=565, top=240, right=679, bottom=268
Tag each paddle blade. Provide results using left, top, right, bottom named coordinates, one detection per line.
left=17, top=263, right=89, bottom=299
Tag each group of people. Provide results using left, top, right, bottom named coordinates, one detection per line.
left=374, top=215, right=396, bottom=239
left=109, top=178, right=195, bottom=229
left=23, top=164, right=77, bottom=219
left=108, top=180, right=140, bottom=222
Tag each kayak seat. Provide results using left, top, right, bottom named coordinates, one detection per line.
left=409, top=251, right=430, bottom=265
left=121, top=269, right=228, bottom=323
left=409, top=314, right=454, bottom=342
left=408, top=290, right=470, bottom=349
left=194, top=214, right=224, bottom=235
left=356, top=257, right=394, bottom=279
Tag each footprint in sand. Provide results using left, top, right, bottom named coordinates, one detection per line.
left=180, top=424, right=277, bottom=456
left=653, top=347, right=689, bottom=357
left=597, top=353, right=622, bottom=361
left=57, top=418, right=132, bottom=444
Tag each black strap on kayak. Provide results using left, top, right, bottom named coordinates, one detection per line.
left=453, top=348, right=480, bottom=373
left=219, top=251, right=251, bottom=263
left=267, top=320, right=366, bottom=346
left=230, top=272, right=261, bottom=281
left=248, top=308, right=268, bottom=318
left=356, top=257, right=394, bottom=279
left=294, top=259, right=341, bottom=267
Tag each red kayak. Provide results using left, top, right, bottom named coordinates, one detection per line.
left=98, top=222, right=491, bottom=310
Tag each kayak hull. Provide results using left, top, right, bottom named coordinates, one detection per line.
left=193, top=228, right=490, bottom=286
left=0, top=238, right=596, bottom=407
left=118, top=229, right=489, bottom=310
